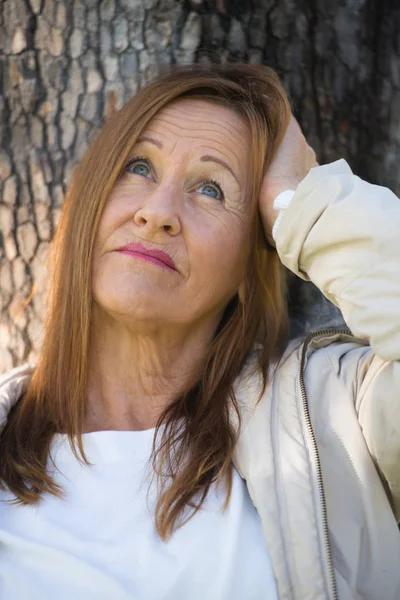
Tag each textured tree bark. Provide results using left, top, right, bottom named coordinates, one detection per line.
left=1, top=0, right=399, bottom=371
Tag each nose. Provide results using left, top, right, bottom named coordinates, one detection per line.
left=133, top=186, right=181, bottom=236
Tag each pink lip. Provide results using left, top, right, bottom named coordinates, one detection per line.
left=115, top=243, right=177, bottom=271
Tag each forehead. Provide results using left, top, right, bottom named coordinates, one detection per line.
left=142, top=98, right=251, bottom=151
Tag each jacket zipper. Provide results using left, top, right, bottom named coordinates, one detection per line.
left=299, top=327, right=352, bottom=600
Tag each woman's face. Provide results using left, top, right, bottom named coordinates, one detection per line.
left=92, top=98, right=252, bottom=331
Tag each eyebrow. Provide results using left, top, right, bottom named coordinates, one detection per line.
left=136, top=136, right=241, bottom=188
left=136, top=135, right=163, bottom=149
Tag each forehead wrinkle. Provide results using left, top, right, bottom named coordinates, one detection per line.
left=146, top=118, right=246, bottom=148
left=149, top=110, right=249, bottom=147
left=157, top=111, right=247, bottom=140
left=191, top=116, right=247, bottom=140
left=159, top=121, right=246, bottom=148
left=160, top=100, right=247, bottom=131
left=183, top=125, right=246, bottom=150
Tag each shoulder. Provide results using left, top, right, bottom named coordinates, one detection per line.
left=304, top=337, right=388, bottom=404
left=0, top=364, right=33, bottom=434
left=272, top=332, right=378, bottom=405
left=240, top=333, right=370, bottom=397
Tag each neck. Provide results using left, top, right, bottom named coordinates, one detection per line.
left=85, top=308, right=220, bottom=432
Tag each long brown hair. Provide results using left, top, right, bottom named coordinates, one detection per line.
left=0, top=64, right=291, bottom=539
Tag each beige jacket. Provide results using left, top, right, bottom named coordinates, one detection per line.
left=1, top=160, right=399, bottom=599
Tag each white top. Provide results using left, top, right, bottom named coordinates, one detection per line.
left=0, top=428, right=277, bottom=600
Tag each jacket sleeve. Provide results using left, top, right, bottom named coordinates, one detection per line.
left=274, top=159, right=400, bottom=519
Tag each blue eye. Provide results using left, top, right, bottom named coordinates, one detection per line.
left=125, top=157, right=151, bottom=177
left=124, top=160, right=224, bottom=201
left=199, top=180, right=224, bottom=201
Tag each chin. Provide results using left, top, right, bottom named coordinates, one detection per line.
left=92, top=273, right=171, bottom=323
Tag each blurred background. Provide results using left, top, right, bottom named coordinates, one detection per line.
left=1, top=0, right=399, bottom=372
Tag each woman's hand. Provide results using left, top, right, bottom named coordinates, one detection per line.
left=259, top=115, right=318, bottom=244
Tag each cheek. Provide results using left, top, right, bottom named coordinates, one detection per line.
left=97, top=193, right=124, bottom=237
left=189, top=218, right=249, bottom=290
left=93, top=190, right=136, bottom=256
left=91, top=204, right=124, bottom=288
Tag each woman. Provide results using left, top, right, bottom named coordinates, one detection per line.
left=0, top=64, right=399, bottom=600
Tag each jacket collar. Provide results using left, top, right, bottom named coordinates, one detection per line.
left=0, top=363, right=32, bottom=434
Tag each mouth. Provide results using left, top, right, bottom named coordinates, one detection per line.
left=115, top=243, right=177, bottom=271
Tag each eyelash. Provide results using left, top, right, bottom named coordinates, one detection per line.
left=125, top=156, right=225, bottom=201
left=126, top=156, right=150, bottom=170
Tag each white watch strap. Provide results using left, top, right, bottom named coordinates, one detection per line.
left=272, top=189, right=296, bottom=241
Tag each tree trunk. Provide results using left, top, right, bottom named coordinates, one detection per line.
left=1, top=0, right=399, bottom=371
